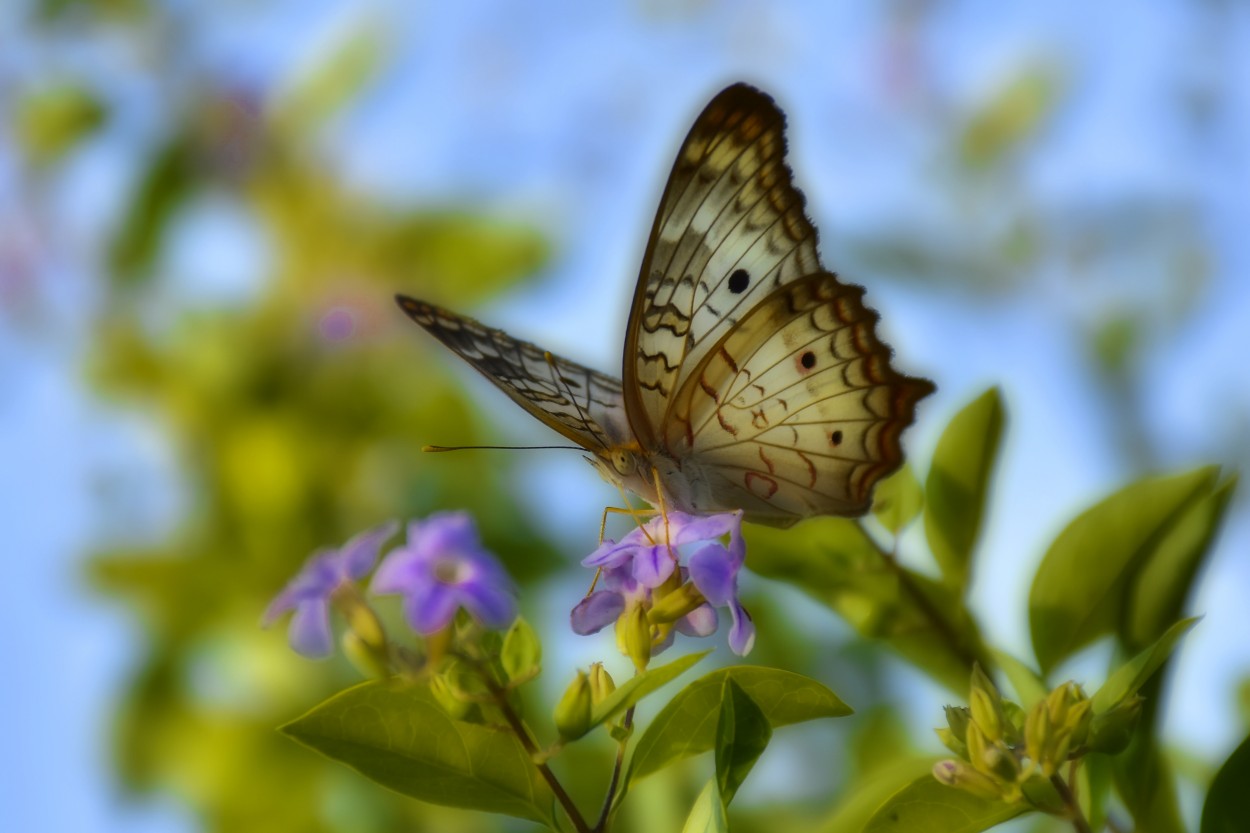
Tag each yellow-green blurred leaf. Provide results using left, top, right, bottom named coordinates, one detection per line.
left=15, top=82, right=106, bottom=167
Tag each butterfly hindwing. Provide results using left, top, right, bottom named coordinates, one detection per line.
left=624, top=83, right=822, bottom=449
left=663, top=273, right=935, bottom=526
left=395, top=296, right=630, bottom=453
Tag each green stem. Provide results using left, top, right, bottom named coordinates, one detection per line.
left=856, top=520, right=983, bottom=674
left=593, top=705, right=636, bottom=833
left=485, top=675, right=590, bottom=833
left=1050, top=772, right=1093, bottom=833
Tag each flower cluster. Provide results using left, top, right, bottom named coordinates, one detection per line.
left=571, top=509, right=755, bottom=662
left=934, top=666, right=1143, bottom=811
left=266, top=507, right=757, bottom=671
left=264, top=513, right=516, bottom=658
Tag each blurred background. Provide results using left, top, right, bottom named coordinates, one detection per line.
left=3, top=0, right=1248, bottom=831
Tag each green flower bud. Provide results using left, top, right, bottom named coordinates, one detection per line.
left=970, top=686, right=1004, bottom=743
left=501, top=618, right=542, bottom=683
left=588, top=662, right=616, bottom=706
left=1019, top=772, right=1066, bottom=814
left=1087, top=695, right=1143, bottom=754
left=969, top=665, right=1008, bottom=743
left=617, top=602, right=653, bottom=671
left=648, top=582, right=705, bottom=624
left=933, top=759, right=1007, bottom=801
left=554, top=670, right=594, bottom=740
left=429, top=673, right=473, bottom=720
left=944, top=705, right=971, bottom=744
left=936, top=727, right=968, bottom=759
left=341, top=630, right=391, bottom=679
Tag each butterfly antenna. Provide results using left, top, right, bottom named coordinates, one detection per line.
left=422, top=444, right=585, bottom=452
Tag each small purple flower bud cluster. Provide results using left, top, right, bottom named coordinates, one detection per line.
left=571, top=510, right=755, bottom=656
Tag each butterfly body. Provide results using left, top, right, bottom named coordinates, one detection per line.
left=398, top=84, right=934, bottom=527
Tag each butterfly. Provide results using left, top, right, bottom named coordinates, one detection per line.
left=397, top=83, right=934, bottom=527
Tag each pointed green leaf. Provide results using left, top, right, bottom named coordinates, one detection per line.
left=1092, top=617, right=1200, bottom=714
left=992, top=650, right=1047, bottom=710
left=1123, top=477, right=1235, bottom=652
left=715, top=680, right=772, bottom=804
left=863, top=774, right=1026, bottom=833
left=924, top=387, right=1004, bottom=591
left=280, top=681, right=553, bottom=825
left=682, top=779, right=729, bottom=833
left=630, top=666, right=850, bottom=784
left=1030, top=467, right=1219, bottom=673
left=1201, top=732, right=1250, bottom=833
left=590, top=650, right=708, bottom=727
left=874, top=464, right=925, bottom=534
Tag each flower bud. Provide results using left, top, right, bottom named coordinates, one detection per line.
left=1086, top=695, right=1143, bottom=754
left=969, top=687, right=1004, bottom=742
left=430, top=673, right=473, bottom=720
left=933, top=759, right=1005, bottom=801
left=588, top=662, right=616, bottom=706
left=553, top=671, right=594, bottom=740
left=341, top=630, right=391, bottom=679
left=617, top=602, right=653, bottom=671
left=648, top=582, right=705, bottom=624
left=936, top=727, right=968, bottom=759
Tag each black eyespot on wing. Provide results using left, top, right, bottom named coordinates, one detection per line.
left=830, top=430, right=843, bottom=446
left=728, top=269, right=749, bottom=294
left=800, top=351, right=816, bottom=369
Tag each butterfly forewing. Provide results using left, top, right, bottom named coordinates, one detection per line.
left=395, top=296, right=630, bottom=453
left=664, top=273, right=935, bottom=526
left=398, top=83, right=933, bottom=526
left=624, top=84, right=822, bottom=448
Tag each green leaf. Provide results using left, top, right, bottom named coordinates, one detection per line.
left=1123, top=476, right=1236, bottom=652
left=819, top=758, right=940, bottom=833
left=715, top=680, right=772, bottom=805
left=682, top=779, right=729, bottom=833
left=992, top=649, right=1047, bottom=710
left=749, top=520, right=990, bottom=692
left=1113, top=737, right=1184, bottom=833
left=1201, top=732, right=1250, bottom=833
left=873, top=464, right=925, bottom=534
left=1092, top=617, right=1200, bottom=714
left=15, top=82, right=107, bottom=167
left=924, top=387, right=1004, bottom=592
left=501, top=617, right=541, bottom=682
left=863, top=774, right=1026, bottom=833
left=280, top=681, right=554, bottom=825
left=1029, top=466, right=1219, bottom=674
left=630, top=666, right=851, bottom=784
left=590, top=650, right=708, bottom=727
left=274, top=23, right=387, bottom=136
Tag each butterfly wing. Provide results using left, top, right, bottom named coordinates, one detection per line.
left=623, top=83, right=822, bottom=449
left=664, top=273, right=935, bottom=526
left=396, top=296, right=631, bottom=453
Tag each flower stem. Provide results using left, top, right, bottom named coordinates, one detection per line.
left=593, top=705, right=636, bottom=832
left=855, top=520, right=985, bottom=673
left=1050, top=772, right=1093, bottom=833
left=480, top=670, right=590, bottom=833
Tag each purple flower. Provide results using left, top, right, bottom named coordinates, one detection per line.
left=574, top=510, right=754, bottom=655
left=582, top=511, right=745, bottom=588
left=372, top=512, right=517, bottom=634
left=264, top=521, right=398, bottom=658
